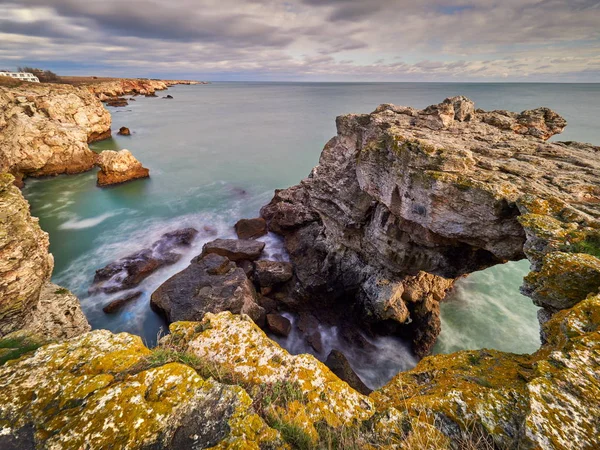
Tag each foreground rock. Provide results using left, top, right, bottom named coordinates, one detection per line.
left=91, top=228, right=197, bottom=293
left=201, top=238, right=265, bottom=261
left=96, top=149, right=150, bottom=186
left=151, top=253, right=265, bottom=324
left=0, top=83, right=111, bottom=183
left=0, top=174, right=89, bottom=340
left=0, top=330, right=282, bottom=449
left=167, top=312, right=377, bottom=443
left=261, top=96, right=600, bottom=356
left=234, top=217, right=268, bottom=239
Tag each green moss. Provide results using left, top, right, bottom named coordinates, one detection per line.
left=268, top=415, right=313, bottom=450
left=53, top=287, right=70, bottom=295
left=0, top=336, right=43, bottom=366
left=570, top=232, right=600, bottom=259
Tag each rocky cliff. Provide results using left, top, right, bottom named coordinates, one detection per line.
left=0, top=82, right=111, bottom=185
left=0, top=173, right=89, bottom=341
left=261, top=96, right=600, bottom=356
left=83, top=78, right=202, bottom=100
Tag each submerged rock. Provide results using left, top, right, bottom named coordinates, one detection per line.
left=150, top=253, right=265, bottom=325
left=102, top=291, right=143, bottom=314
left=96, top=149, right=150, bottom=186
left=117, top=126, right=131, bottom=136
left=91, top=228, right=198, bottom=293
left=201, top=238, right=265, bottom=262
left=104, top=97, right=128, bottom=107
left=234, top=217, right=268, bottom=239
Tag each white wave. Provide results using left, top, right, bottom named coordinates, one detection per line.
left=58, top=212, right=118, bottom=230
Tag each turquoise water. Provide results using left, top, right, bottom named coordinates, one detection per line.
left=22, top=82, right=600, bottom=361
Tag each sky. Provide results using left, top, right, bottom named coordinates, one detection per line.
left=1, top=0, right=599, bottom=81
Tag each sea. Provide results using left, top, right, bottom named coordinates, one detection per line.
left=22, top=82, right=600, bottom=388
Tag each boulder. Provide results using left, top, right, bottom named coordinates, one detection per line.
left=163, top=94, right=173, bottom=99
left=234, top=217, right=267, bottom=239
left=150, top=253, right=265, bottom=325
left=117, top=126, right=131, bottom=136
left=91, top=228, right=198, bottom=293
left=325, top=350, right=372, bottom=395
left=96, top=149, right=150, bottom=186
left=201, top=238, right=265, bottom=262
left=253, top=260, right=293, bottom=287
left=266, top=313, right=291, bottom=337
left=102, top=291, right=143, bottom=314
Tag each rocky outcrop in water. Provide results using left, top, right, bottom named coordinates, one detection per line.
left=201, top=238, right=265, bottom=262
left=95, top=149, right=150, bottom=186
left=0, top=173, right=89, bottom=340
left=0, top=83, right=111, bottom=184
left=261, top=96, right=600, bottom=356
left=84, top=78, right=201, bottom=99
left=91, top=228, right=198, bottom=293
left=234, top=217, right=267, bottom=239
left=150, top=253, right=265, bottom=325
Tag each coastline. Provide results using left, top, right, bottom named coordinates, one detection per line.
left=0, top=82, right=599, bottom=448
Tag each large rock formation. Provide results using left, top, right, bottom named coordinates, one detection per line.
left=0, top=329, right=282, bottom=449
left=83, top=78, right=201, bottom=99
left=95, top=149, right=150, bottom=186
left=0, top=83, right=111, bottom=184
left=261, top=96, right=600, bottom=356
left=0, top=173, right=89, bottom=340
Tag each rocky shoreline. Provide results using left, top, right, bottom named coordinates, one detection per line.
left=0, top=86, right=599, bottom=449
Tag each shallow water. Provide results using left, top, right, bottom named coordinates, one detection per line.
left=22, top=82, right=600, bottom=387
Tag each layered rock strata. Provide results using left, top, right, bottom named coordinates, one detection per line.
left=0, top=173, right=89, bottom=340
left=261, top=96, right=600, bottom=356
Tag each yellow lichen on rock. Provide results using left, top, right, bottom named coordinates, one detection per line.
left=0, top=329, right=283, bottom=449
left=168, top=312, right=375, bottom=440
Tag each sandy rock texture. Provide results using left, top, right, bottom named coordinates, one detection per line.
left=0, top=173, right=89, bottom=340
left=0, top=83, right=111, bottom=184
left=96, top=149, right=150, bottom=186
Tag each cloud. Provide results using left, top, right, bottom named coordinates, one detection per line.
left=0, top=0, right=598, bottom=81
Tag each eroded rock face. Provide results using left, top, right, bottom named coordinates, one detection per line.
left=91, top=228, right=198, bottom=293
left=261, top=97, right=600, bottom=355
left=150, top=254, right=265, bottom=324
left=96, top=149, right=150, bottom=186
left=0, top=174, right=89, bottom=341
left=0, top=83, right=111, bottom=182
left=0, top=330, right=282, bottom=449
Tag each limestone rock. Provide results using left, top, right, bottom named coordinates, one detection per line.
left=150, top=254, right=265, bottom=324
left=253, top=260, right=293, bottom=288
left=96, top=149, right=150, bottom=187
left=234, top=217, right=267, bottom=239
left=0, top=330, right=282, bottom=449
left=168, top=312, right=376, bottom=441
left=105, top=97, right=128, bottom=107
left=91, top=228, right=198, bottom=293
left=0, top=82, right=111, bottom=181
left=260, top=97, right=600, bottom=355
left=372, top=293, right=600, bottom=449
left=201, top=238, right=265, bottom=262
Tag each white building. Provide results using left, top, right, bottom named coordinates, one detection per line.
left=0, top=72, right=40, bottom=82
